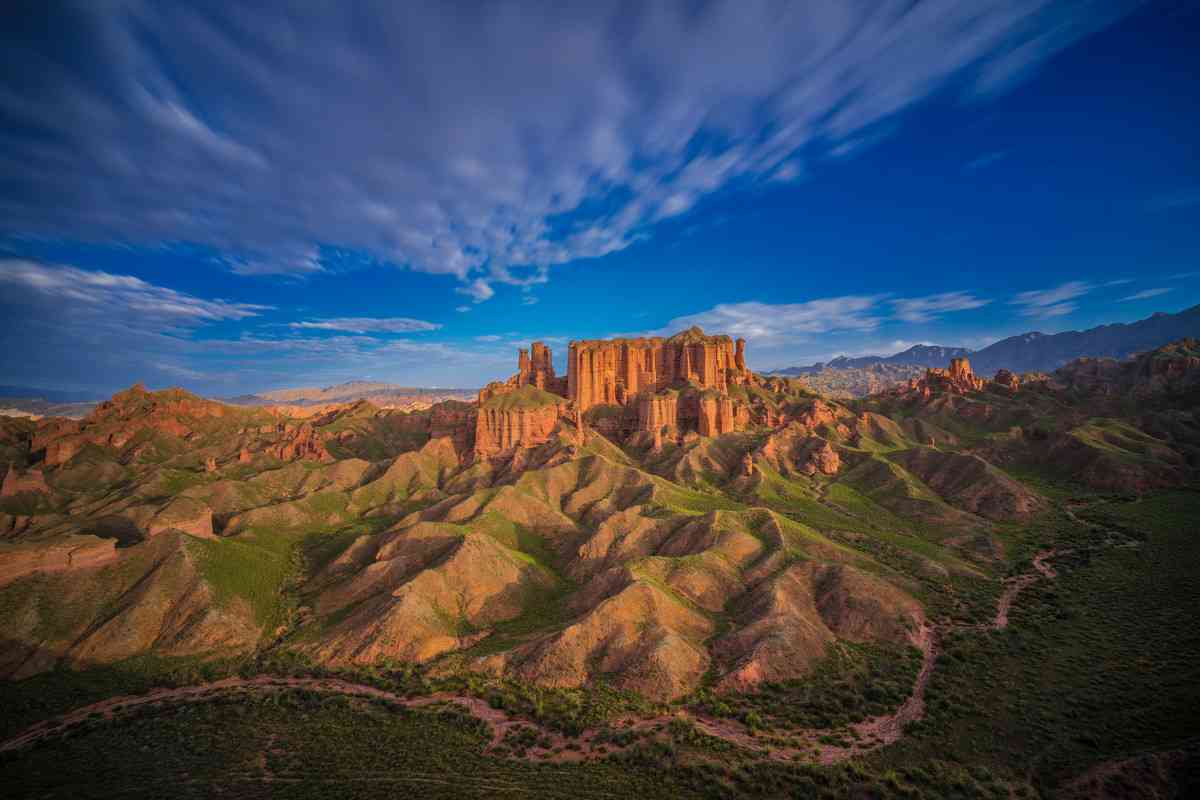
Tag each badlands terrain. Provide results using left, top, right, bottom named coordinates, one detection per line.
left=2, top=329, right=1199, bottom=798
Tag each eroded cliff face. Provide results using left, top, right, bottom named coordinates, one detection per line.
left=568, top=327, right=750, bottom=411
left=896, top=357, right=986, bottom=400
left=473, top=387, right=568, bottom=459
left=1, top=465, right=49, bottom=497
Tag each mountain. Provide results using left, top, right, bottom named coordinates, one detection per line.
left=769, top=305, right=1200, bottom=397
left=969, top=304, right=1200, bottom=375
left=770, top=344, right=971, bottom=376
left=226, top=380, right=475, bottom=407
left=2, top=332, right=1199, bottom=798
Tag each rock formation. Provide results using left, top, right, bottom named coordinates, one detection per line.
left=567, top=327, right=749, bottom=411
left=0, top=534, right=118, bottom=587
left=474, top=387, right=568, bottom=460
left=897, top=356, right=986, bottom=399
left=1, top=464, right=49, bottom=497
left=269, top=422, right=332, bottom=462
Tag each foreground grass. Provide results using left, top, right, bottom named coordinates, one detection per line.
left=1, top=688, right=1024, bottom=799
left=870, top=489, right=1200, bottom=795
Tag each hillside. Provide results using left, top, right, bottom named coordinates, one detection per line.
left=227, top=380, right=475, bottom=407
left=771, top=344, right=971, bottom=376
left=770, top=305, right=1200, bottom=397
left=1, top=334, right=1198, bottom=797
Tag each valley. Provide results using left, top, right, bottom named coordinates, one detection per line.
left=1, top=331, right=1198, bottom=797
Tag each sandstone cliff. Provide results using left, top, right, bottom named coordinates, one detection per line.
left=474, top=386, right=568, bottom=459
left=567, top=326, right=749, bottom=411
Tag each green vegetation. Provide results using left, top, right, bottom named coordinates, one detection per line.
left=692, top=641, right=922, bottom=732
left=871, top=490, right=1200, bottom=795
left=481, top=385, right=564, bottom=411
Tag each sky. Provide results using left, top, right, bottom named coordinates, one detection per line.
left=1, top=0, right=1197, bottom=396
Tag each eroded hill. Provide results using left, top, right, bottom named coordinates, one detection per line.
left=1, top=333, right=1197, bottom=707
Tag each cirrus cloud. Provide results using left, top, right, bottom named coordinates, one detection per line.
left=0, top=0, right=1139, bottom=300
left=288, top=317, right=441, bottom=334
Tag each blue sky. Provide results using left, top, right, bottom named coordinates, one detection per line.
left=1, top=0, right=1197, bottom=395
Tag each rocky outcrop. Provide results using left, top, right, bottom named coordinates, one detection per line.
left=698, top=394, right=740, bottom=437
left=896, top=356, right=986, bottom=400
left=2, top=464, right=49, bottom=497
left=480, top=341, right=568, bottom=404
left=147, top=497, right=216, bottom=539
left=567, top=327, right=749, bottom=411
left=474, top=387, right=567, bottom=459
left=993, top=369, right=1020, bottom=392
left=269, top=422, right=332, bottom=462
left=757, top=425, right=842, bottom=477
left=0, top=534, right=118, bottom=587
left=1054, top=339, right=1200, bottom=398
left=429, top=400, right=476, bottom=457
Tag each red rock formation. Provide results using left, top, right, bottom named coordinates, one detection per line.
left=481, top=341, right=568, bottom=404
left=269, top=422, right=332, bottom=462
left=896, top=356, right=986, bottom=400
left=429, top=401, right=476, bottom=457
left=0, top=535, right=118, bottom=587
left=637, top=393, right=679, bottom=440
left=204, top=456, right=218, bottom=473
left=993, top=369, right=1020, bottom=392
left=698, top=394, right=738, bottom=437
left=1, top=464, right=49, bottom=497
left=567, top=327, right=749, bottom=411
left=741, top=452, right=755, bottom=477
left=757, top=424, right=842, bottom=477
left=474, top=395, right=566, bottom=459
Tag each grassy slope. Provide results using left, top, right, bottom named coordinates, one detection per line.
left=870, top=489, right=1200, bottom=795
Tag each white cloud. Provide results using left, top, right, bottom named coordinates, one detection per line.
left=892, top=291, right=990, bottom=323
left=1121, top=287, right=1171, bottom=301
left=1025, top=302, right=1077, bottom=318
left=521, top=295, right=539, bottom=306
left=1010, top=281, right=1092, bottom=317
left=0, top=259, right=270, bottom=325
left=456, top=278, right=495, bottom=303
left=0, top=1, right=1137, bottom=301
left=660, top=296, right=884, bottom=344
left=288, top=317, right=441, bottom=333
left=455, top=305, right=471, bottom=313
left=227, top=248, right=325, bottom=277
left=474, top=334, right=502, bottom=342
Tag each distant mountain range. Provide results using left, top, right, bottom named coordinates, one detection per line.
left=226, top=380, right=475, bottom=407
left=771, top=345, right=971, bottom=376
left=770, top=304, right=1200, bottom=379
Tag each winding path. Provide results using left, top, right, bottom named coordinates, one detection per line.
left=0, top=551, right=1063, bottom=765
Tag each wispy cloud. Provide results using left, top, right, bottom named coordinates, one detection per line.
left=1010, top=280, right=1092, bottom=318
left=892, top=291, right=990, bottom=323
left=456, top=279, right=495, bottom=303
left=227, top=248, right=325, bottom=277
left=0, top=2, right=1137, bottom=302
left=659, top=296, right=884, bottom=345
left=0, top=259, right=270, bottom=325
left=288, top=317, right=441, bottom=334
left=1121, top=287, right=1171, bottom=301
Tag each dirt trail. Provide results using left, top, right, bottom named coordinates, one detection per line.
left=0, top=553, right=1063, bottom=765
left=995, top=549, right=1059, bottom=629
